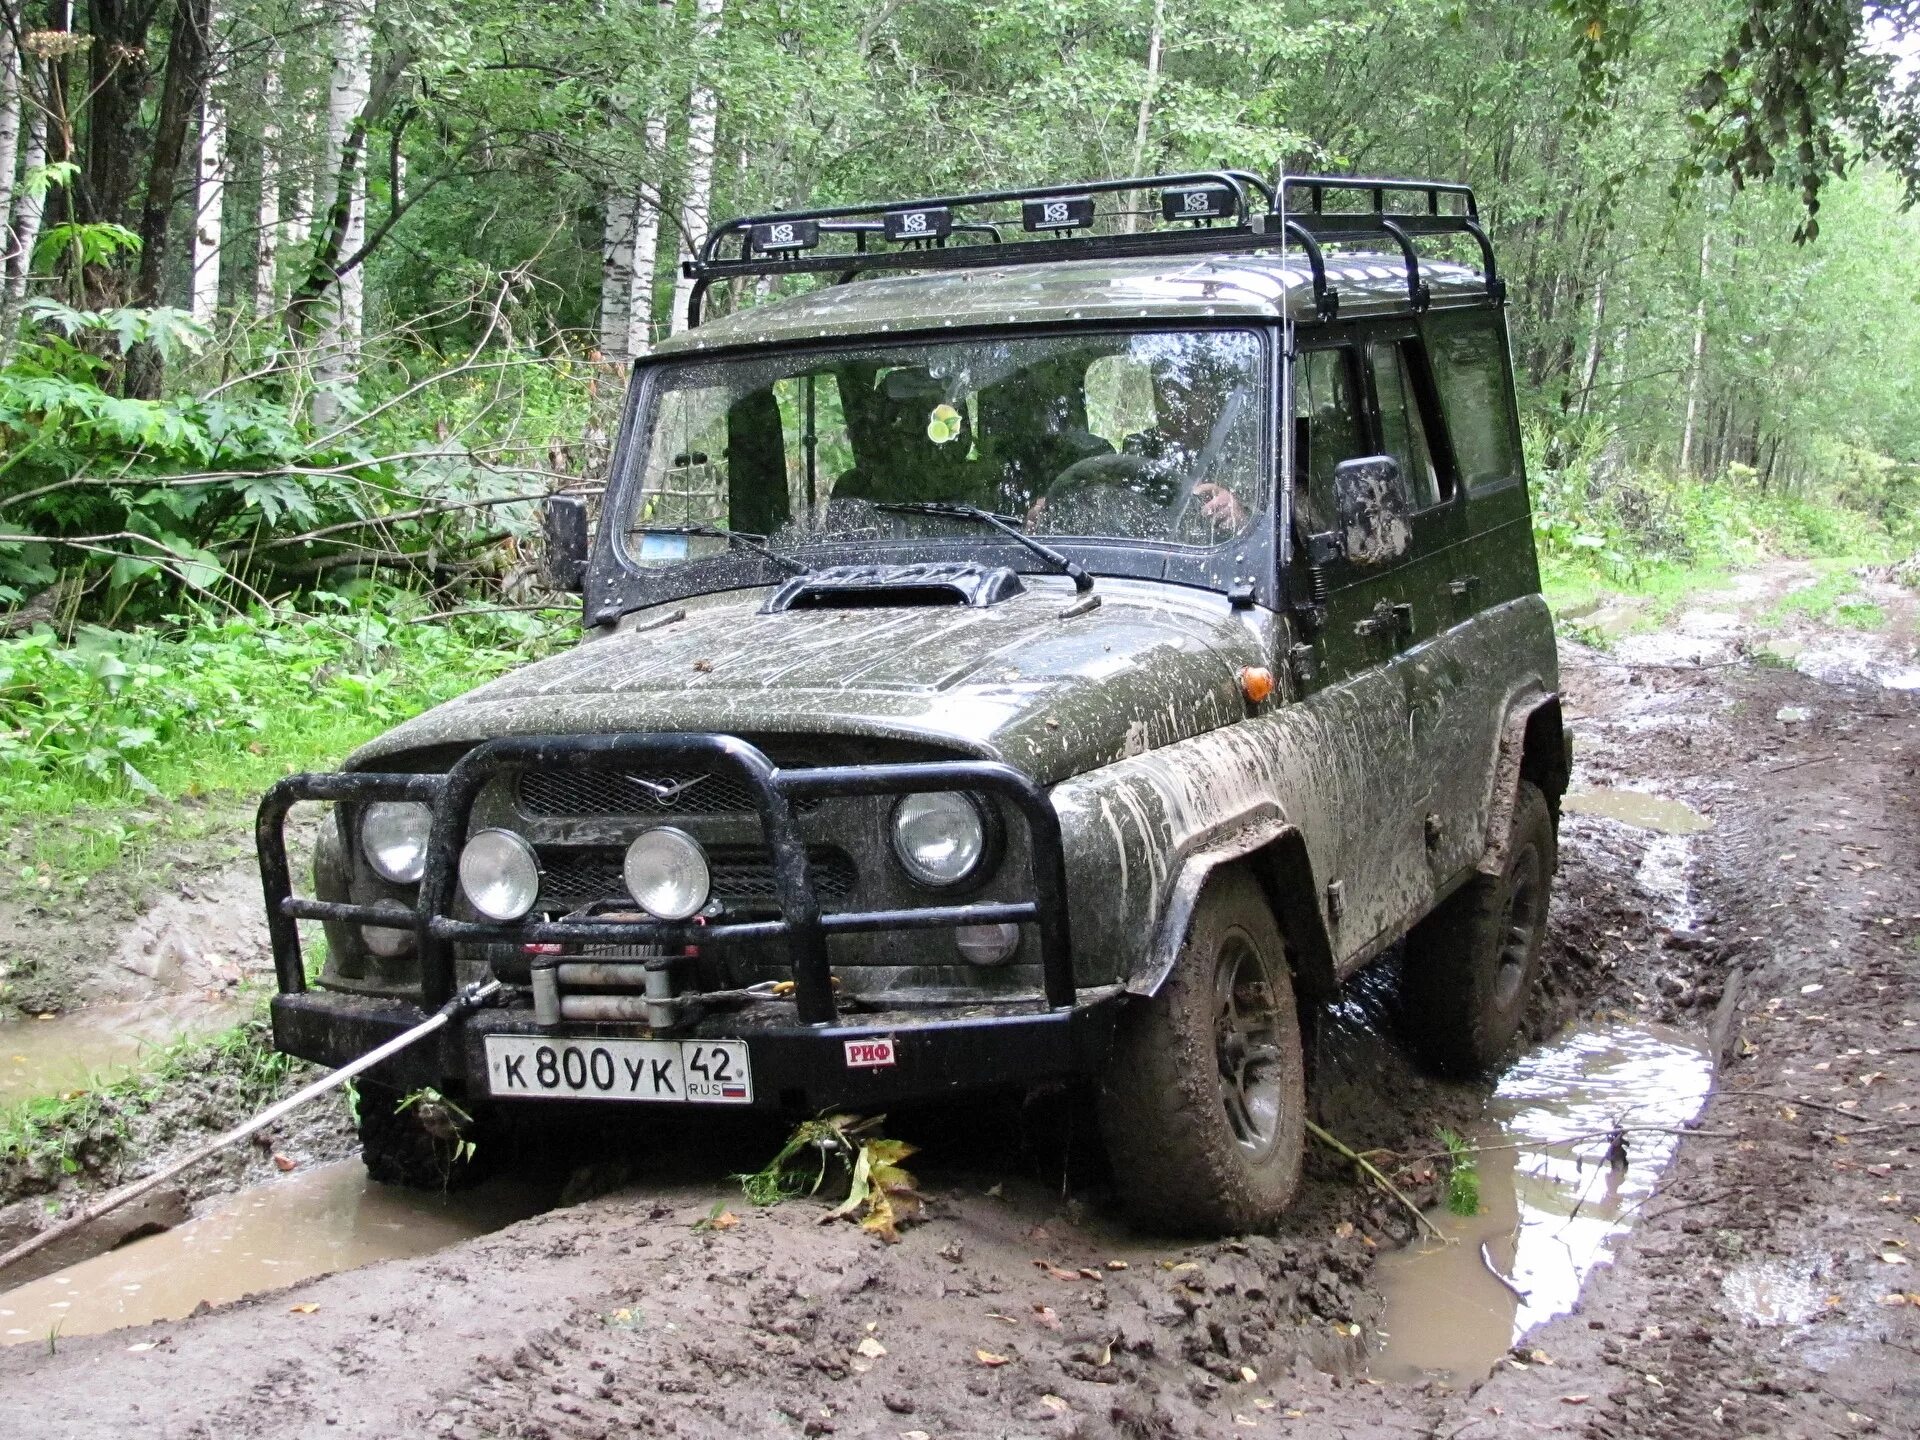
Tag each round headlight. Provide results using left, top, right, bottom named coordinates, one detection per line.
left=623, top=827, right=711, bottom=922
left=892, top=791, right=986, bottom=888
left=459, top=829, right=541, bottom=921
left=362, top=801, right=432, bottom=884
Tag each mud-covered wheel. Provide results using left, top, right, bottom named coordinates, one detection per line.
left=1097, top=869, right=1307, bottom=1234
left=1402, top=780, right=1556, bottom=1076
left=355, top=1081, right=496, bottom=1191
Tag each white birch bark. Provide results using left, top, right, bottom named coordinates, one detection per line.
left=7, top=100, right=44, bottom=303
left=254, top=47, right=283, bottom=318
left=190, top=92, right=227, bottom=323
left=315, top=0, right=374, bottom=421
left=1123, top=0, right=1166, bottom=233
left=628, top=115, right=666, bottom=355
left=1678, top=220, right=1712, bottom=476
left=598, top=189, right=636, bottom=361
left=667, top=0, right=725, bottom=337
left=0, top=23, right=22, bottom=275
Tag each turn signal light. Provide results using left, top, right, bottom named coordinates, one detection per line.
left=1240, top=666, right=1275, bottom=704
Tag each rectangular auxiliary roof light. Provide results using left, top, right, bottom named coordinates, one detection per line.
left=749, top=219, right=821, bottom=253
left=1161, top=185, right=1234, bottom=222
left=883, top=207, right=953, bottom=242
left=1022, top=195, right=1095, bottom=232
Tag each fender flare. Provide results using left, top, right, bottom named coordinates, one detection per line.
left=1477, top=689, right=1570, bottom=876
left=1129, top=814, right=1340, bottom=1005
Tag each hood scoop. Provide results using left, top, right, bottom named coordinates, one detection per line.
left=761, top=561, right=1026, bottom=614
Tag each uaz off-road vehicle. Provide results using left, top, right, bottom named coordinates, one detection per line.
left=258, top=172, right=1567, bottom=1233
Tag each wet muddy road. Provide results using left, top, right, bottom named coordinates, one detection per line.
left=2, top=582, right=1917, bottom=1438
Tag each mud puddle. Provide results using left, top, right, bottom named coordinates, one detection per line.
left=0, top=1159, right=550, bottom=1344
left=1562, top=788, right=1712, bottom=835
left=1369, top=1022, right=1714, bottom=1383
left=0, top=997, right=247, bottom=1106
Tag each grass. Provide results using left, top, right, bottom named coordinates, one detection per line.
left=1, top=593, right=569, bottom=884
left=1437, top=1127, right=1480, bottom=1218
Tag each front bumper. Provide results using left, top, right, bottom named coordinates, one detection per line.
left=271, top=988, right=1123, bottom=1112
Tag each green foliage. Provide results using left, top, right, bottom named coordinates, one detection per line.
left=1437, top=1126, right=1479, bottom=1218
left=0, top=597, right=565, bottom=810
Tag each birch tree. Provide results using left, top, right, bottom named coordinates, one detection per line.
left=0, top=16, right=22, bottom=275
left=189, top=13, right=228, bottom=325
left=628, top=117, right=667, bottom=355
left=314, top=0, right=375, bottom=420
left=253, top=45, right=283, bottom=317
left=667, top=0, right=724, bottom=337
left=598, top=189, right=636, bottom=360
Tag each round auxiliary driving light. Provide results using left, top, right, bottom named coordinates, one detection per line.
left=459, top=829, right=541, bottom=922
left=955, top=922, right=1020, bottom=967
left=362, top=800, right=432, bottom=884
left=623, top=826, right=711, bottom=921
left=891, top=791, right=986, bottom=888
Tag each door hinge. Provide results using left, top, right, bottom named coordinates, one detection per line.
left=1353, top=599, right=1414, bottom=640
left=1325, top=879, right=1345, bottom=925
left=1287, top=642, right=1318, bottom=686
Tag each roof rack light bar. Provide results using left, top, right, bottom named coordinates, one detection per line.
left=681, top=170, right=1500, bottom=328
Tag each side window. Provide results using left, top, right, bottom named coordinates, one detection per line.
left=1292, top=347, right=1364, bottom=535
left=1425, top=309, right=1522, bottom=488
left=1367, top=341, right=1446, bottom=510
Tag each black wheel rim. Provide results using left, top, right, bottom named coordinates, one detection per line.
left=1213, top=931, right=1285, bottom=1159
left=1492, top=842, right=1544, bottom=1013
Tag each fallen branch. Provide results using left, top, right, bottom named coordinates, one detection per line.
left=1305, top=1119, right=1449, bottom=1243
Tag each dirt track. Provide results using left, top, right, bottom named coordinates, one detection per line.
left=1, top=564, right=1917, bottom=1439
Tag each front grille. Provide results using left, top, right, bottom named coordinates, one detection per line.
left=517, top=767, right=821, bottom=820
left=536, top=846, right=856, bottom=912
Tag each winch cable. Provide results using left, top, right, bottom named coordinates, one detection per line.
left=0, top=977, right=502, bottom=1281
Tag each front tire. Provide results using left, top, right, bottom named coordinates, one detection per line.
left=1401, top=780, right=1556, bottom=1076
left=355, top=1081, right=496, bottom=1191
left=1097, top=869, right=1307, bottom=1234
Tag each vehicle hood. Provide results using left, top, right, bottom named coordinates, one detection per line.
left=353, top=580, right=1268, bottom=782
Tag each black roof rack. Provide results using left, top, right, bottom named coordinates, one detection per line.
left=680, top=171, right=1503, bottom=329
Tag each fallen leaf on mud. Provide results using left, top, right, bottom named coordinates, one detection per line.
left=1877, top=1293, right=1915, bottom=1306
left=1530, top=1349, right=1555, bottom=1365
left=1105, top=1260, right=1128, bottom=1270
left=692, top=658, right=714, bottom=672
left=985, top=1313, right=1019, bottom=1324
left=856, top=1337, right=888, bottom=1358
left=272, top=1154, right=296, bottom=1172
left=1038, top=1395, right=1069, bottom=1413
left=1077, top=1267, right=1102, bottom=1281
left=1252, top=1399, right=1275, bottom=1411
left=1239, top=1366, right=1258, bottom=1383
left=289, top=1303, right=319, bottom=1314
left=126, top=1343, right=155, bottom=1353
left=1234, top=1417, right=1258, bottom=1428
left=1032, top=1260, right=1080, bottom=1282
left=1097, top=1342, right=1113, bottom=1366
left=984, top=1183, right=1004, bottom=1199
left=901, top=1432, right=931, bottom=1440
left=1560, top=1394, right=1591, bottom=1406
left=1032, top=1306, right=1061, bottom=1330
left=1880, top=1252, right=1911, bottom=1265
left=1334, top=1221, right=1354, bottom=1238
left=1158, top=1260, right=1197, bottom=1273
left=975, top=1349, right=1009, bottom=1367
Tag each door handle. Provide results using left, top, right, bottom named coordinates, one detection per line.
left=1448, top=574, right=1480, bottom=601
left=1353, top=600, right=1413, bottom=640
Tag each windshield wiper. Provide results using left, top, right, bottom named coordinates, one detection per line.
left=874, top=502, right=1093, bottom=593
left=630, top=523, right=811, bottom=574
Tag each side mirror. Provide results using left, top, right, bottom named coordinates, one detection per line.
left=1331, top=455, right=1412, bottom=566
left=541, top=494, right=591, bottom=593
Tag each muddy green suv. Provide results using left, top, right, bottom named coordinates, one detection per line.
left=258, top=173, right=1568, bottom=1233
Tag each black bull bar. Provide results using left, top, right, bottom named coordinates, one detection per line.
left=256, top=732, right=1078, bottom=1025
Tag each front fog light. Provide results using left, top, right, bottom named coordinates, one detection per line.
left=362, top=800, right=432, bottom=884
left=955, top=922, right=1019, bottom=966
left=891, top=791, right=986, bottom=887
left=459, top=829, right=541, bottom=921
left=623, top=826, right=711, bottom=921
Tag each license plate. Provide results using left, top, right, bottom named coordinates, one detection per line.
left=484, top=1036, right=752, bottom=1104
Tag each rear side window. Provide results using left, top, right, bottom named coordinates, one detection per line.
left=1292, top=347, right=1365, bottom=535
left=1425, top=310, right=1522, bottom=487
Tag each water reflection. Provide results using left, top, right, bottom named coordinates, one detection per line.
left=0, top=998, right=246, bottom=1106
left=1370, top=1023, right=1714, bottom=1382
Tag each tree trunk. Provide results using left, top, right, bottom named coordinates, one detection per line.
left=1122, top=0, right=1165, bottom=233
left=82, top=0, right=157, bottom=240
left=598, top=188, right=636, bottom=361
left=667, top=0, right=724, bottom=337
left=6, top=93, right=44, bottom=304
left=1677, top=217, right=1712, bottom=478
left=127, top=0, right=213, bottom=398
left=0, top=17, right=22, bottom=272
left=314, top=0, right=374, bottom=422
left=254, top=45, right=282, bottom=318
left=628, top=115, right=666, bottom=355
left=189, top=16, right=226, bottom=326
left=1575, top=268, right=1607, bottom=418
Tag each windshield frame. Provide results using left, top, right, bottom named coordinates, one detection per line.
left=584, top=320, right=1279, bottom=628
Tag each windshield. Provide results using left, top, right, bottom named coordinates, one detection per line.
left=614, top=329, right=1265, bottom=576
